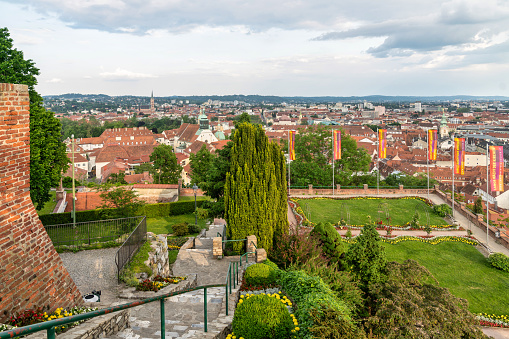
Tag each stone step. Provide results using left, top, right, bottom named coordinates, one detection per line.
left=193, top=238, right=213, bottom=249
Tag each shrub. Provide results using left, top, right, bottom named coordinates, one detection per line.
left=196, top=207, right=209, bottom=219
left=269, top=228, right=323, bottom=269
left=172, top=222, right=189, bottom=236
left=433, top=203, right=452, bottom=217
left=244, top=263, right=277, bottom=286
left=310, top=222, right=346, bottom=268
left=232, top=294, right=294, bottom=339
left=488, top=253, right=509, bottom=273
left=309, top=306, right=366, bottom=339
left=187, top=223, right=201, bottom=234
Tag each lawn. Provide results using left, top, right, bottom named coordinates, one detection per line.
left=36, top=190, right=58, bottom=216
left=177, top=196, right=211, bottom=202
left=147, top=214, right=208, bottom=234
left=382, top=241, right=509, bottom=315
left=297, top=197, right=448, bottom=226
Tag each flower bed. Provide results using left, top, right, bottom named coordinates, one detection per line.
left=476, top=313, right=509, bottom=328
left=342, top=234, right=479, bottom=246
left=136, top=275, right=186, bottom=292
left=167, top=236, right=188, bottom=250
left=4, top=306, right=98, bottom=333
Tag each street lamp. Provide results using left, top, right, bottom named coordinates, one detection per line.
left=193, top=184, right=198, bottom=226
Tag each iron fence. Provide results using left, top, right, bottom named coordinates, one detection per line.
left=44, top=216, right=145, bottom=248
left=115, top=216, right=147, bottom=282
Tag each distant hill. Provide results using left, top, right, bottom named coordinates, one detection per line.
left=43, top=93, right=509, bottom=104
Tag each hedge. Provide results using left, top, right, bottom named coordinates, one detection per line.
left=39, top=200, right=206, bottom=226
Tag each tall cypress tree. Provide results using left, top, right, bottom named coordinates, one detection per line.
left=225, top=123, right=288, bottom=251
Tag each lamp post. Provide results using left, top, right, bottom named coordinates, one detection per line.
left=193, top=184, right=198, bottom=226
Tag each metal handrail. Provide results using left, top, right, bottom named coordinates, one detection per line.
left=0, top=284, right=225, bottom=339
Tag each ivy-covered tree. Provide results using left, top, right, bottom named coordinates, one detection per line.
left=189, top=144, right=213, bottom=187
left=224, top=123, right=288, bottom=250
left=473, top=197, right=483, bottom=215
left=0, top=27, right=68, bottom=210
left=150, top=144, right=182, bottom=184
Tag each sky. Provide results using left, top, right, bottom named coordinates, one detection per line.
left=2, top=0, right=509, bottom=97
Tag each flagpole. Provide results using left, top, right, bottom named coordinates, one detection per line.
left=486, top=145, right=490, bottom=246
left=332, top=129, right=335, bottom=196
left=427, top=131, right=430, bottom=201
left=452, top=135, right=455, bottom=220
left=288, top=132, right=291, bottom=197
left=377, top=130, right=379, bottom=196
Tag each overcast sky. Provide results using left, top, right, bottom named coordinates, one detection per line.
left=2, top=0, right=509, bottom=97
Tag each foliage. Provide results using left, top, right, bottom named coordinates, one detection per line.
left=384, top=172, right=437, bottom=187
left=202, top=142, right=232, bottom=200
left=244, top=263, right=277, bottom=286
left=310, top=222, right=346, bottom=268
left=136, top=276, right=186, bottom=291
left=119, top=241, right=152, bottom=285
left=107, top=172, right=128, bottom=184
left=62, top=177, right=82, bottom=188
left=283, top=125, right=371, bottom=186
left=150, top=144, right=182, bottom=184
left=366, top=260, right=490, bottom=339
left=99, top=186, right=145, bottom=218
left=473, top=197, right=484, bottom=214
left=0, top=27, right=69, bottom=211
left=232, top=294, right=294, bottom=339
left=309, top=305, right=366, bottom=339
left=269, top=228, right=323, bottom=269
left=433, top=203, right=452, bottom=217
left=409, top=211, right=420, bottom=228
left=187, top=223, right=201, bottom=234
left=225, top=123, right=288, bottom=251
left=189, top=144, right=213, bottom=187
left=488, top=253, right=509, bottom=273
left=134, top=162, right=153, bottom=174
left=195, top=207, right=208, bottom=219
left=345, top=219, right=387, bottom=291
left=172, top=222, right=189, bottom=236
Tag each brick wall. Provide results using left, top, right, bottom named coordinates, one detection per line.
left=0, top=83, right=82, bottom=322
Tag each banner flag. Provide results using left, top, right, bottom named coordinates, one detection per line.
left=289, top=130, right=296, bottom=161
left=454, top=138, right=465, bottom=175
left=428, top=129, right=438, bottom=161
left=378, top=129, right=387, bottom=159
left=333, top=130, right=341, bottom=160
left=490, top=146, right=504, bottom=192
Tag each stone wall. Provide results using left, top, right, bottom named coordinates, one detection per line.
left=0, top=83, right=82, bottom=322
left=289, top=184, right=429, bottom=196
left=146, top=233, right=170, bottom=278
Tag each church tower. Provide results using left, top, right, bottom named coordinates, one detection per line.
left=150, top=91, right=155, bottom=112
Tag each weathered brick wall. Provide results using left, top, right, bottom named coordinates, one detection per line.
left=0, top=83, right=82, bottom=322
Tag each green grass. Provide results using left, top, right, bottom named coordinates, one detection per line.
left=120, top=241, right=153, bottom=286
left=36, top=191, right=58, bottom=216
left=147, top=214, right=208, bottom=234
left=298, top=197, right=448, bottom=226
left=168, top=250, right=178, bottom=264
left=383, top=241, right=509, bottom=315
left=177, top=196, right=211, bottom=202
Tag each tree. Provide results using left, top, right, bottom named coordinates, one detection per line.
left=345, top=218, right=387, bottom=291
left=99, top=186, right=145, bottom=219
left=189, top=144, right=213, bottom=187
left=107, top=172, right=128, bottom=185
left=473, top=197, right=483, bottom=214
left=285, top=125, right=371, bottom=186
left=0, top=27, right=69, bottom=210
left=366, top=260, right=489, bottom=339
left=224, top=123, right=288, bottom=251
left=134, top=162, right=154, bottom=174
left=150, top=144, right=182, bottom=184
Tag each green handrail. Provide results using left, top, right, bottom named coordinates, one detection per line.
left=0, top=284, right=225, bottom=339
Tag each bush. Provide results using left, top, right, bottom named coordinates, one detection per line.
left=309, top=305, right=366, bottom=339
left=310, top=222, right=346, bottom=268
left=187, top=223, right=201, bottom=234
left=196, top=207, right=209, bottom=220
left=172, top=222, right=189, bottom=236
left=232, top=294, right=294, bottom=339
left=488, top=252, right=509, bottom=273
left=269, top=228, right=323, bottom=269
left=244, top=263, right=277, bottom=287
left=433, top=203, right=452, bottom=217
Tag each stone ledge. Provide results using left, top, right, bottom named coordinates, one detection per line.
left=118, top=273, right=198, bottom=299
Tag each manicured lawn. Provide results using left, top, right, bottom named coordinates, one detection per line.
left=382, top=241, right=509, bottom=315
left=36, top=191, right=58, bottom=216
left=147, top=214, right=208, bottom=234
left=297, top=197, right=448, bottom=226
left=177, top=196, right=211, bottom=202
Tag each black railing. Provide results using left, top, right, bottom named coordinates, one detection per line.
left=115, top=216, right=147, bottom=282
left=44, top=216, right=145, bottom=248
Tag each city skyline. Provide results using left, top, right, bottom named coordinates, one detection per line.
left=1, top=0, right=509, bottom=97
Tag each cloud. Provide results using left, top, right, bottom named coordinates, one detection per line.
left=46, top=78, right=63, bottom=83
left=99, top=68, right=157, bottom=80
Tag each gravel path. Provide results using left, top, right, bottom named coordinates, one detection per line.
left=59, top=247, right=120, bottom=304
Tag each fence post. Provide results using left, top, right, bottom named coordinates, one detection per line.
left=229, top=264, right=232, bottom=294
left=204, top=288, right=208, bottom=332
left=225, top=283, right=229, bottom=316
left=160, top=299, right=165, bottom=339
left=47, top=327, right=55, bottom=339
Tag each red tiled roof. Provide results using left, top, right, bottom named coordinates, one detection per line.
left=132, top=184, right=179, bottom=189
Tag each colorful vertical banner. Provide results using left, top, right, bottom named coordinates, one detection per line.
left=428, top=129, right=438, bottom=161
left=490, top=146, right=504, bottom=192
left=378, top=129, right=387, bottom=159
left=333, top=130, right=341, bottom=160
left=288, top=130, right=296, bottom=161
left=454, top=138, right=465, bottom=175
